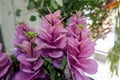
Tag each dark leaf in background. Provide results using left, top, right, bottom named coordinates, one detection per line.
left=50, top=0, right=58, bottom=9
left=30, top=15, right=36, bottom=21
left=59, top=57, right=67, bottom=70
left=16, top=9, right=21, bottom=17
left=89, top=77, right=94, bottom=80
left=27, top=1, right=36, bottom=10
left=14, top=0, right=109, bottom=27
left=55, top=0, right=63, bottom=7
left=10, top=55, right=20, bottom=72
left=0, top=26, right=5, bottom=52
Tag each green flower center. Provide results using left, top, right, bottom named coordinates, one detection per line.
left=78, top=24, right=84, bottom=28
left=28, top=31, right=35, bottom=38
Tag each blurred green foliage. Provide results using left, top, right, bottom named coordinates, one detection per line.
left=25, top=0, right=111, bottom=41
left=29, top=15, right=36, bottom=21
left=16, top=9, right=21, bottom=17
left=108, top=6, right=120, bottom=76
left=27, top=0, right=107, bottom=22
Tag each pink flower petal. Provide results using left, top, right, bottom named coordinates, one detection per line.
left=40, top=30, right=52, bottom=41
left=22, top=68, right=34, bottom=74
left=79, top=43, right=95, bottom=57
left=41, top=17, right=51, bottom=30
left=74, top=70, right=90, bottom=80
left=25, top=58, right=38, bottom=62
left=0, top=65, right=10, bottom=77
left=0, top=54, right=9, bottom=65
left=33, top=59, right=43, bottom=71
left=73, top=71, right=82, bottom=80
left=48, top=51, right=63, bottom=58
left=54, top=10, right=61, bottom=17
left=78, top=58, right=98, bottom=74
left=81, top=28, right=88, bottom=40
left=53, top=57, right=63, bottom=68
left=17, top=55, right=31, bottom=66
left=53, top=34, right=65, bottom=43
left=13, top=71, right=31, bottom=80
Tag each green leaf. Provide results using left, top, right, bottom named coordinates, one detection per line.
left=55, top=0, right=63, bottom=7
left=66, top=18, right=70, bottom=25
left=46, top=64, right=56, bottom=80
left=30, top=15, right=36, bottom=21
left=10, top=55, right=20, bottom=71
left=28, top=31, right=35, bottom=38
left=27, top=1, right=36, bottom=10
left=118, top=12, right=120, bottom=17
left=16, top=9, right=21, bottom=17
left=59, top=57, right=67, bottom=70
left=51, top=0, right=58, bottom=9
left=44, top=69, right=49, bottom=75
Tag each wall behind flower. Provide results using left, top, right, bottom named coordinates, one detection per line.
left=0, top=0, right=41, bottom=52
left=0, top=0, right=15, bottom=52
left=13, top=0, right=41, bottom=28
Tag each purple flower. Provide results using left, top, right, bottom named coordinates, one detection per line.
left=14, top=23, right=31, bottom=46
left=13, top=44, right=46, bottom=80
left=13, top=54, right=46, bottom=80
left=69, top=11, right=87, bottom=27
left=13, top=23, right=46, bottom=80
left=0, top=43, right=12, bottom=79
left=67, top=12, right=98, bottom=80
left=38, top=10, right=67, bottom=68
left=13, top=22, right=39, bottom=57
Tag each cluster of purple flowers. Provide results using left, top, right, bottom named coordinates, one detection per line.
left=0, top=10, right=98, bottom=80
left=66, top=12, right=97, bottom=80
left=13, top=23, right=46, bottom=80
left=38, top=10, right=67, bottom=68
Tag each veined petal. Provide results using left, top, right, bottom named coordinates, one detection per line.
left=73, top=70, right=82, bottom=80
left=45, top=44, right=57, bottom=49
left=78, top=58, right=98, bottom=74
left=69, top=54, right=80, bottom=66
left=39, top=31, right=52, bottom=42
left=22, top=69, right=34, bottom=74
left=0, top=65, right=10, bottom=77
left=41, top=17, right=51, bottom=30
left=54, top=10, right=61, bottom=17
left=53, top=57, right=63, bottom=68
left=33, top=59, right=43, bottom=71
left=13, top=71, right=31, bottom=80
left=29, top=70, right=40, bottom=79
left=79, top=43, right=95, bottom=57
left=25, top=58, right=38, bottom=62
left=67, top=24, right=78, bottom=38
left=48, top=51, right=63, bottom=58
left=0, top=54, right=9, bottom=65
left=53, top=34, right=65, bottom=43
left=80, top=38, right=93, bottom=49
left=17, top=55, right=31, bottom=66
left=74, top=70, right=90, bottom=80
left=73, top=65, right=84, bottom=75
left=81, top=28, right=88, bottom=40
